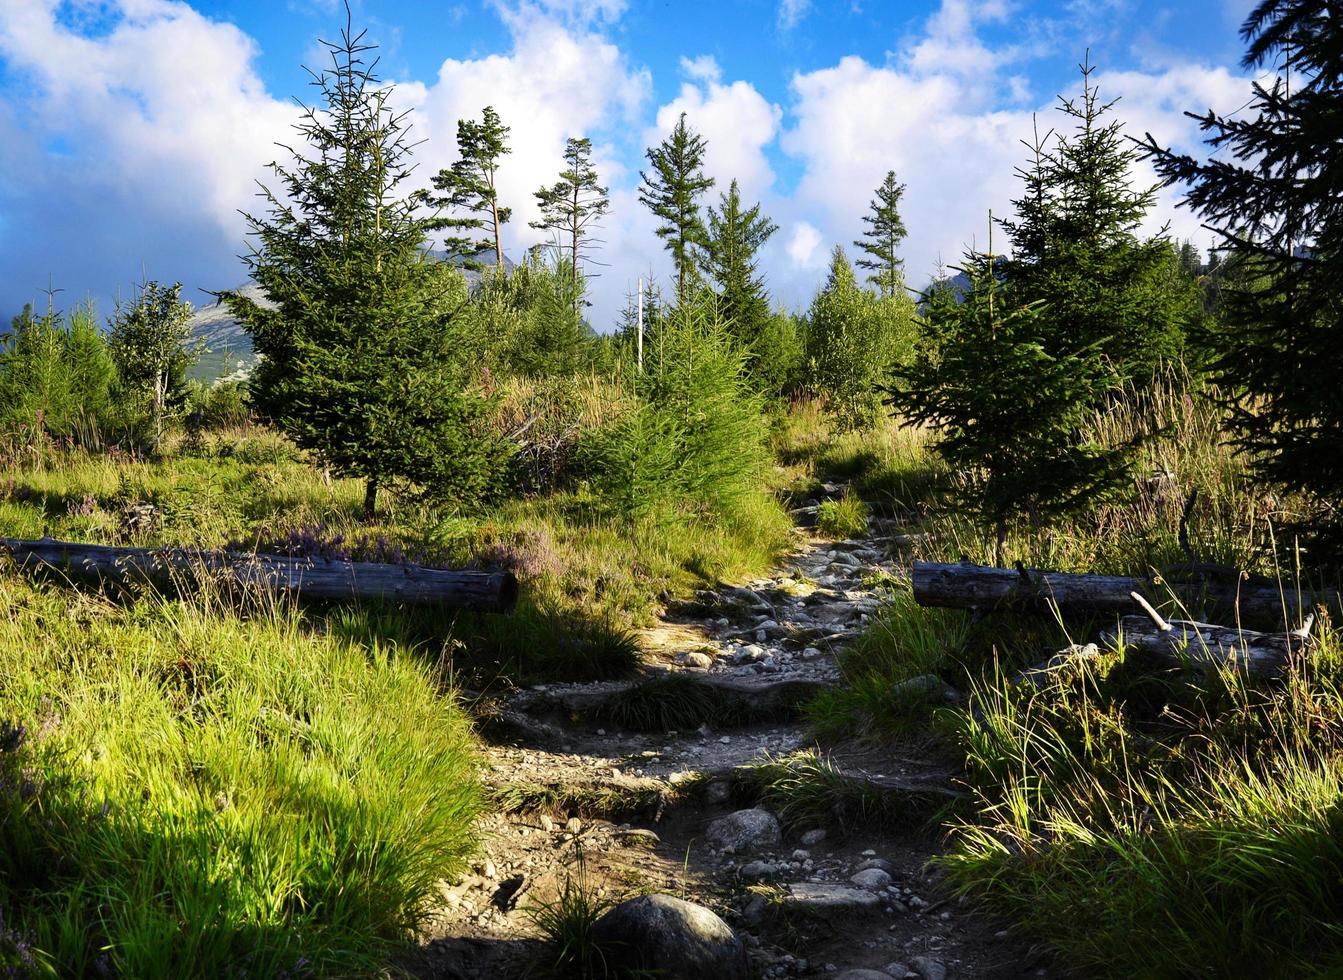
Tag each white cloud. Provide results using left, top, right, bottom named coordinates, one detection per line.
left=787, top=221, right=824, bottom=268
left=646, top=62, right=782, bottom=204
left=776, top=0, right=1256, bottom=299
left=0, top=0, right=297, bottom=305
left=778, top=0, right=811, bottom=32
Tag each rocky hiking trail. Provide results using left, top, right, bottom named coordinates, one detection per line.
left=405, top=494, right=1057, bottom=980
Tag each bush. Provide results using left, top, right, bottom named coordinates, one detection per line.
left=0, top=580, right=481, bottom=976
left=579, top=299, right=771, bottom=525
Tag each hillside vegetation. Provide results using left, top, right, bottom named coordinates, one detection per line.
left=1, top=0, right=1340, bottom=976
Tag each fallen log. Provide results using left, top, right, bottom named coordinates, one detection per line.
left=1099, top=592, right=1313, bottom=677
left=0, top=537, right=518, bottom=612
left=912, top=560, right=1331, bottom=625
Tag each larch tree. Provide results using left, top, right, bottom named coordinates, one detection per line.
left=428, top=105, right=513, bottom=273
left=226, top=15, right=509, bottom=519
left=531, top=136, right=611, bottom=318
left=638, top=113, right=715, bottom=305
left=1140, top=0, right=1343, bottom=547
left=853, top=170, right=909, bottom=298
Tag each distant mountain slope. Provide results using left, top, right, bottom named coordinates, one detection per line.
left=186, top=250, right=507, bottom=383
left=186, top=283, right=268, bottom=382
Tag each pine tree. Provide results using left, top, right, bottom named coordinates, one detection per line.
left=1140, top=0, right=1343, bottom=537
left=531, top=137, right=610, bottom=318
left=226, top=14, right=509, bottom=518
left=428, top=105, right=512, bottom=273
left=638, top=113, right=715, bottom=305
left=853, top=171, right=908, bottom=298
left=703, top=179, right=780, bottom=384
left=891, top=250, right=1136, bottom=560
left=1002, top=59, right=1188, bottom=385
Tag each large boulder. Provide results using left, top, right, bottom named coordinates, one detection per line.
left=704, top=808, right=781, bottom=853
left=591, top=894, right=749, bottom=980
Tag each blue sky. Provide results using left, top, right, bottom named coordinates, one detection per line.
left=0, top=0, right=1259, bottom=328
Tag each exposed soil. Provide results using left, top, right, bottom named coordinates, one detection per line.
left=404, top=497, right=1065, bottom=980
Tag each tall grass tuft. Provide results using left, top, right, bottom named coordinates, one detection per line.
left=0, top=572, right=481, bottom=977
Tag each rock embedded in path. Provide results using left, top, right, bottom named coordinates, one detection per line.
left=705, top=808, right=781, bottom=853
left=850, top=868, right=894, bottom=891
left=680, top=651, right=714, bottom=670
left=591, top=894, right=749, bottom=980
left=800, top=828, right=827, bottom=846
left=782, top=882, right=881, bottom=918
left=855, top=857, right=894, bottom=874
left=909, top=956, right=949, bottom=980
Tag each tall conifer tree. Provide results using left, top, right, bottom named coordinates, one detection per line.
left=638, top=113, right=715, bottom=304
left=853, top=171, right=909, bottom=298
left=1141, top=0, right=1343, bottom=539
left=704, top=179, right=780, bottom=381
left=227, top=14, right=508, bottom=518
left=1001, top=59, right=1187, bottom=384
left=429, top=106, right=513, bottom=273
left=531, top=137, right=610, bottom=317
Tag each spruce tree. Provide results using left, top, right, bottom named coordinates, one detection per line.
left=1002, top=60, right=1188, bottom=385
left=531, top=137, right=610, bottom=317
left=638, top=113, right=715, bottom=305
left=853, top=171, right=908, bottom=298
left=428, top=105, right=512, bottom=273
left=891, top=251, right=1136, bottom=559
left=1140, top=0, right=1343, bottom=537
left=227, top=15, right=509, bottom=518
left=703, top=179, right=780, bottom=384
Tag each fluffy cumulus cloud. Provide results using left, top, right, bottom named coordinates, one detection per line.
left=0, top=0, right=651, bottom=317
left=778, top=0, right=1256, bottom=297
left=647, top=56, right=782, bottom=203
left=0, top=0, right=297, bottom=309
left=0, top=0, right=1258, bottom=328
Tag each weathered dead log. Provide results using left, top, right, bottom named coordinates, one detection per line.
left=0, top=537, right=518, bottom=612
left=912, top=561, right=1331, bottom=625
left=1099, top=592, right=1314, bottom=677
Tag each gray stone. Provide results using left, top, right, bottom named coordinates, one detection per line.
left=739, top=860, right=776, bottom=881
left=680, top=651, right=714, bottom=670
left=890, top=674, right=959, bottom=704
left=855, top=857, right=894, bottom=874
left=705, top=808, right=781, bottom=853
left=834, top=972, right=896, bottom=980
left=883, top=964, right=912, bottom=979
left=850, top=868, right=893, bottom=891
left=781, top=882, right=881, bottom=917
left=909, top=956, right=948, bottom=980
left=740, top=891, right=770, bottom=926
left=592, top=894, right=749, bottom=980
left=800, top=828, right=827, bottom=846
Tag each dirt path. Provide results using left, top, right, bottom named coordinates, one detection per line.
left=405, top=505, right=1057, bottom=980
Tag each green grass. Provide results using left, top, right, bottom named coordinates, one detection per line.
left=733, top=750, right=942, bottom=834
left=0, top=425, right=794, bottom=687
left=816, top=496, right=869, bottom=539
left=940, top=637, right=1343, bottom=977
left=0, top=573, right=481, bottom=977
